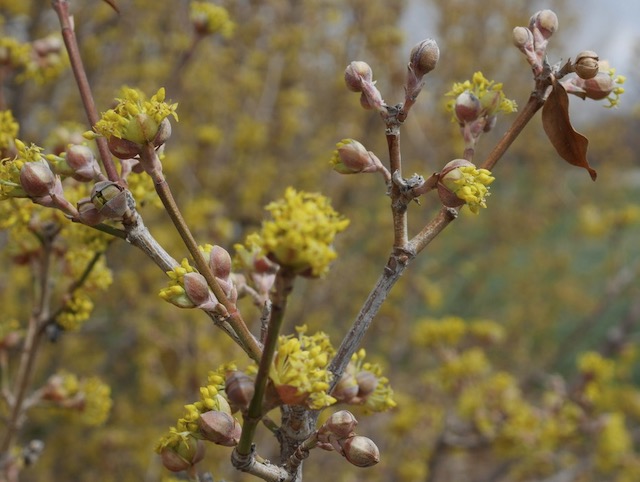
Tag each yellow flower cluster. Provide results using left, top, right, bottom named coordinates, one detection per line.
left=158, top=258, right=197, bottom=308
left=269, top=326, right=336, bottom=409
left=0, top=36, right=30, bottom=70
left=0, top=109, right=18, bottom=151
left=258, top=187, right=349, bottom=276
left=56, top=292, right=94, bottom=331
left=156, top=365, right=234, bottom=452
left=578, top=203, right=640, bottom=237
left=445, top=71, right=517, bottom=120
left=577, top=351, right=615, bottom=405
left=444, top=165, right=495, bottom=214
left=190, top=1, right=235, bottom=37
left=51, top=372, right=112, bottom=426
left=93, top=87, right=178, bottom=144
left=18, top=35, right=69, bottom=85
left=603, top=67, right=626, bottom=108
left=0, top=139, right=45, bottom=200
left=347, top=349, right=397, bottom=413
left=412, top=316, right=504, bottom=348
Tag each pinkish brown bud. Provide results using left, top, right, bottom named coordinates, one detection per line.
left=530, top=10, right=558, bottom=39
left=574, top=51, right=599, bottom=80
left=183, top=272, right=213, bottom=307
left=409, top=38, right=439, bottom=77
left=344, top=61, right=373, bottom=92
left=581, top=72, right=615, bottom=100
left=77, top=197, right=104, bottom=225
left=107, top=135, right=142, bottom=159
left=198, top=410, right=241, bottom=446
left=65, top=144, right=100, bottom=181
left=210, top=245, right=232, bottom=280
left=436, top=159, right=474, bottom=208
left=454, top=91, right=482, bottom=124
left=339, top=435, right=380, bottom=468
left=152, top=117, right=172, bottom=148
left=160, top=436, right=204, bottom=472
left=225, top=371, right=255, bottom=410
left=332, top=372, right=359, bottom=403
left=324, top=410, right=358, bottom=439
left=512, top=26, right=533, bottom=50
left=20, top=161, right=56, bottom=198
left=355, top=371, right=378, bottom=398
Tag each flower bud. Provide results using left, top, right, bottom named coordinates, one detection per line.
left=574, top=51, right=599, bottom=80
left=330, top=139, right=383, bottom=175
left=209, top=245, right=232, bottom=280
left=339, top=435, right=380, bottom=468
left=152, top=117, right=172, bottom=148
left=160, top=436, right=204, bottom=472
left=183, top=272, right=217, bottom=308
left=512, top=26, right=533, bottom=50
left=90, top=181, right=129, bottom=219
left=19, top=161, right=56, bottom=198
left=225, top=371, right=255, bottom=410
left=65, top=144, right=101, bottom=181
left=332, top=372, right=359, bottom=403
left=344, top=61, right=373, bottom=92
left=409, top=38, right=439, bottom=77
left=198, top=410, right=241, bottom=446
left=355, top=371, right=378, bottom=398
left=581, top=72, right=615, bottom=100
left=530, top=10, right=558, bottom=39
left=454, top=91, right=482, bottom=124
left=323, top=410, right=358, bottom=439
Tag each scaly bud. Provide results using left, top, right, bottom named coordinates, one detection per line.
left=355, top=371, right=378, bottom=398
left=574, top=51, right=599, bottom=80
left=198, top=410, right=241, bottom=446
left=77, top=197, right=104, bottom=226
left=225, top=371, right=255, bottom=411
left=209, top=245, right=232, bottom=280
left=90, top=181, right=130, bottom=219
left=454, top=91, right=482, bottom=124
left=19, top=161, right=56, bottom=198
left=408, top=38, right=439, bottom=77
left=339, top=435, right=380, bottom=468
left=160, top=436, right=204, bottom=472
left=323, top=410, right=358, bottom=439
left=183, top=272, right=218, bottom=310
left=332, top=372, right=359, bottom=403
left=330, top=139, right=385, bottom=175
left=530, top=10, right=558, bottom=39
left=344, top=61, right=373, bottom=92
left=512, top=26, right=533, bottom=50
left=64, top=144, right=101, bottom=181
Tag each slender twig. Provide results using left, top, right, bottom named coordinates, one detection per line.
left=51, top=0, right=119, bottom=181
left=236, top=270, right=295, bottom=457
left=386, top=132, right=408, bottom=249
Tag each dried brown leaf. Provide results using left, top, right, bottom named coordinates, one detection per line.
left=542, top=79, right=597, bottom=181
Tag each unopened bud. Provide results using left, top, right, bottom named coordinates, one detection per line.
left=437, top=159, right=473, bottom=208
left=323, top=410, right=358, bottom=439
left=454, top=91, right=482, bottom=124
left=225, top=371, right=255, bottom=410
left=574, top=51, right=599, bottom=80
left=209, top=245, right=232, bottom=280
left=183, top=272, right=215, bottom=307
left=160, top=436, right=204, bottom=472
left=355, top=371, right=378, bottom=398
left=332, top=372, right=359, bottom=403
left=20, top=161, right=57, bottom=198
left=65, top=144, right=100, bottom=181
left=331, top=139, right=383, bottom=175
left=581, top=72, right=615, bottom=100
left=107, top=135, right=142, bottom=159
left=339, top=435, right=380, bottom=468
left=409, top=38, right=439, bottom=77
left=530, top=10, right=558, bottom=39
left=77, top=197, right=104, bottom=225
left=512, top=26, right=533, bottom=50
left=344, top=61, right=373, bottom=93
left=198, top=410, right=241, bottom=446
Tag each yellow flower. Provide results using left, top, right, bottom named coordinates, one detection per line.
left=445, top=71, right=517, bottom=121
left=439, top=160, right=495, bottom=214
left=258, top=187, right=349, bottom=276
left=93, top=87, right=178, bottom=144
left=0, top=139, right=48, bottom=200
left=269, top=326, right=336, bottom=409
left=190, top=1, right=235, bottom=37
left=0, top=110, right=18, bottom=151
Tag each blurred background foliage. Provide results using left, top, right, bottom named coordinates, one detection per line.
left=0, top=0, right=639, bottom=480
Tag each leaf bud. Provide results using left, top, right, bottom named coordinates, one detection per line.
left=454, top=91, right=482, bottom=124
left=344, top=61, right=373, bottom=92
left=573, top=51, right=599, bottom=80
left=512, top=26, right=533, bottom=50
left=198, top=410, right=242, bottom=446
left=339, top=435, right=380, bottom=468
left=409, top=38, right=439, bottom=77
left=323, top=410, right=358, bottom=439
left=530, top=10, right=558, bottom=39
left=209, top=244, right=232, bottom=280
left=225, top=371, right=255, bottom=410
left=19, top=161, right=56, bottom=198
left=330, top=139, right=384, bottom=175
left=64, top=144, right=101, bottom=181
left=183, top=272, right=217, bottom=309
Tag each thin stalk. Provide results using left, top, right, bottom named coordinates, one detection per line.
left=387, top=132, right=408, bottom=249
left=51, top=0, right=119, bottom=181
left=236, top=271, right=295, bottom=456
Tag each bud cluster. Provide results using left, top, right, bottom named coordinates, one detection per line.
left=404, top=38, right=439, bottom=101
left=233, top=232, right=278, bottom=305
left=562, top=64, right=626, bottom=108
left=512, top=10, right=558, bottom=75
left=316, top=410, right=380, bottom=468
left=344, top=61, right=385, bottom=112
